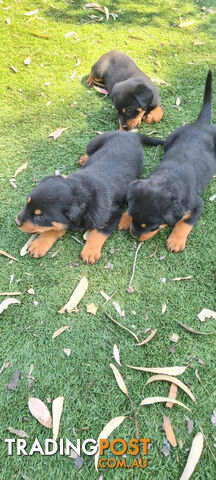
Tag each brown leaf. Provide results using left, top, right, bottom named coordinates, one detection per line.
left=140, top=396, right=191, bottom=411
left=59, top=277, right=88, bottom=313
left=166, top=383, right=178, bottom=408
left=49, top=128, right=68, bottom=140
left=8, top=426, right=29, bottom=438
left=110, top=363, right=128, bottom=396
left=177, top=321, right=216, bottom=335
left=179, top=21, right=194, bottom=28
left=163, top=416, right=177, bottom=447
left=28, top=398, right=52, bottom=428
left=127, top=364, right=188, bottom=376
left=136, top=329, right=158, bottom=346
left=86, top=303, right=98, bottom=315
left=145, top=374, right=196, bottom=405
left=52, top=396, right=64, bottom=440
left=52, top=325, right=69, bottom=339
left=14, top=162, right=28, bottom=177
left=113, top=344, right=121, bottom=366
left=95, top=416, right=126, bottom=470
left=6, top=370, right=20, bottom=391
left=170, top=333, right=179, bottom=343
left=172, top=276, right=192, bottom=281
left=0, top=298, right=20, bottom=315
left=179, top=432, right=204, bottom=480
left=197, top=308, right=216, bottom=322
left=0, top=250, right=18, bottom=261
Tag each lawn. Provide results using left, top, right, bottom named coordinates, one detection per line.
left=0, top=0, right=216, bottom=478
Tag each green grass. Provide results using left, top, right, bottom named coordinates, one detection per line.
left=0, top=0, right=216, bottom=478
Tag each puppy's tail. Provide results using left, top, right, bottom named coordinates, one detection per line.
left=138, top=134, right=164, bottom=147
left=196, top=70, right=212, bottom=125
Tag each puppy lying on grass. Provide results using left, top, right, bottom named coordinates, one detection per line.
left=119, top=71, right=216, bottom=253
left=87, top=50, right=163, bottom=130
left=16, top=131, right=163, bottom=264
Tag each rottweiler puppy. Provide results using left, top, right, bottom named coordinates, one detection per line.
left=15, top=131, right=164, bottom=264
left=119, top=71, right=216, bottom=253
left=87, top=50, right=163, bottom=130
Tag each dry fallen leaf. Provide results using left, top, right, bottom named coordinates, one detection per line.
left=179, top=21, right=194, bottom=28
left=5, top=18, right=11, bottom=24
left=86, top=303, right=98, bottom=315
left=49, top=128, right=68, bottom=140
left=93, top=85, right=108, bottom=95
left=166, top=382, right=178, bottom=408
left=170, top=333, right=179, bottom=343
left=24, top=9, right=39, bottom=16
left=127, top=364, right=188, bottom=376
left=161, top=437, right=170, bottom=456
left=195, top=369, right=202, bottom=384
left=136, top=329, right=158, bottom=346
left=186, top=419, right=194, bottom=434
left=59, top=277, right=88, bottom=313
left=14, top=162, right=28, bottom=178
left=145, top=374, right=196, bottom=404
left=211, top=410, right=216, bottom=427
left=197, top=308, right=216, bottom=322
left=24, top=58, right=31, bottom=66
left=63, top=348, right=71, bottom=357
left=113, top=344, right=121, bottom=366
left=112, top=301, right=125, bottom=317
left=6, top=370, right=20, bottom=391
left=9, top=178, right=17, bottom=189
left=209, top=193, right=216, bottom=202
left=28, top=288, right=35, bottom=295
left=0, top=250, right=18, bottom=261
left=163, top=415, right=177, bottom=447
left=95, top=416, right=126, bottom=470
left=110, top=363, right=128, bottom=396
left=0, top=298, right=20, bottom=315
left=28, top=398, right=52, bottom=428
left=176, top=97, right=181, bottom=106
left=100, top=291, right=110, bottom=302
left=7, top=426, right=29, bottom=438
left=52, top=326, right=69, bottom=339
left=0, top=292, right=21, bottom=296
left=162, top=304, right=167, bottom=314
left=104, top=312, right=139, bottom=342
left=178, top=321, right=216, bottom=335
left=172, top=275, right=192, bottom=281
left=179, top=431, right=204, bottom=480
left=52, top=396, right=64, bottom=440
left=140, top=396, right=191, bottom=411
left=20, top=234, right=38, bottom=256
left=10, top=65, right=18, bottom=73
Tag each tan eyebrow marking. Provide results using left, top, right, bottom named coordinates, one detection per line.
left=27, top=196, right=31, bottom=204
left=141, top=223, right=146, bottom=228
left=35, top=209, right=41, bottom=215
left=122, top=108, right=126, bottom=113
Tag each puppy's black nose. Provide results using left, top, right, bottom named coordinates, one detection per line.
left=15, top=216, right=22, bottom=227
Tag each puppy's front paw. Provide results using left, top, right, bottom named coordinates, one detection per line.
left=78, top=154, right=88, bottom=167
left=143, top=106, right=163, bottom=125
left=118, top=211, right=132, bottom=231
left=80, top=244, right=101, bottom=264
left=28, top=237, right=49, bottom=258
left=165, top=234, right=186, bottom=253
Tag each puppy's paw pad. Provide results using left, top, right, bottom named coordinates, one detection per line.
left=28, top=239, right=48, bottom=258
left=166, top=236, right=186, bottom=253
left=80, top=246, right=101, bottom=265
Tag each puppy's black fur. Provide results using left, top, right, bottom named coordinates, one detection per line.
left=87, top=50, right=163, bottom=130
left=127, top=71, right=216, bottom=252
left=16, top=131, right=163, bottom=263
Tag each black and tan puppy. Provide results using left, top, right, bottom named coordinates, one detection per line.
left=87, top=50, right=163, bottom=130
left=15, top=131, right=164, bottom=264
left=119, top=71, right=216, bottom=253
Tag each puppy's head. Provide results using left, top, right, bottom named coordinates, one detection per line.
left=127, top=177, right=185, bottom=241
left=112, top=79, right=154, bottom=130
left=15, top=175, right=87, bottom=234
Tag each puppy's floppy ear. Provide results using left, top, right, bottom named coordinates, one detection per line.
left=163, top=196, right=185, bottom=225
left=134, top=83, right=154, bottom=110
left=65, top=200, right=86, bottom=223
left=127, top=179, right=142, bottom=202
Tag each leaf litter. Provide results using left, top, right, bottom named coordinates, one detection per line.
left=6, top=370, right=20, bottom=391
left=28, top=398, right=52, bottom=428
left=59, top=277, right=88, bottom=313
left=0, top=298, right=20, bottom=315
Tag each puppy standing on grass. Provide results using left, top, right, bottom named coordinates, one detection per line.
left=15, top=131, right=163, bottom=264
left=119, top=71, right=216, bottom=252
left=87, top=50, right=163, bottom=130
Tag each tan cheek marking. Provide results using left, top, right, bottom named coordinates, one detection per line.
left=34, top=209, right=41, bottom=215
left=27, top=196, right=31, bottom=204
